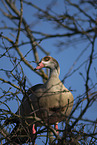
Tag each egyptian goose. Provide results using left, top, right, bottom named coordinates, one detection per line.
left=5, top=56, right=74, bottom=144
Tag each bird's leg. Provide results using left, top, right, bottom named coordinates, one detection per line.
left=54, top=122, right=59, bottom=134
left=32, top=124, right=36, bottom=134
left=31, top=124, right=36, bottom=145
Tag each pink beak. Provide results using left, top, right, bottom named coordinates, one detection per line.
left=35, top=62, right=45, bottom=70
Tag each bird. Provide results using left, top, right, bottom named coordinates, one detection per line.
left=4, top=56, right=74, bottom=144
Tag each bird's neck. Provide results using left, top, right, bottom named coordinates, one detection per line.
left=50, top=67, right=60, bottom=78
left=45, top=67, right=60, bottom=85
left=43, top=66, right=60, bottom=88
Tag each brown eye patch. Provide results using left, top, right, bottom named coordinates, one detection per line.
left=43, top=56, right=50, bottom=61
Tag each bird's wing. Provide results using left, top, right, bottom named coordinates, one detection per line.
left=4, top=84, right=43, bottom=125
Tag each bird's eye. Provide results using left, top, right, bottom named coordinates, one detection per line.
left=43, top=56, right=50, bottom=61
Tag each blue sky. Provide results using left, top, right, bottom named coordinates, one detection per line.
left=0, top=0, right=97, bottom=144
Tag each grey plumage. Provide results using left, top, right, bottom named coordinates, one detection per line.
left=4, top=56, right=74, bottom=144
